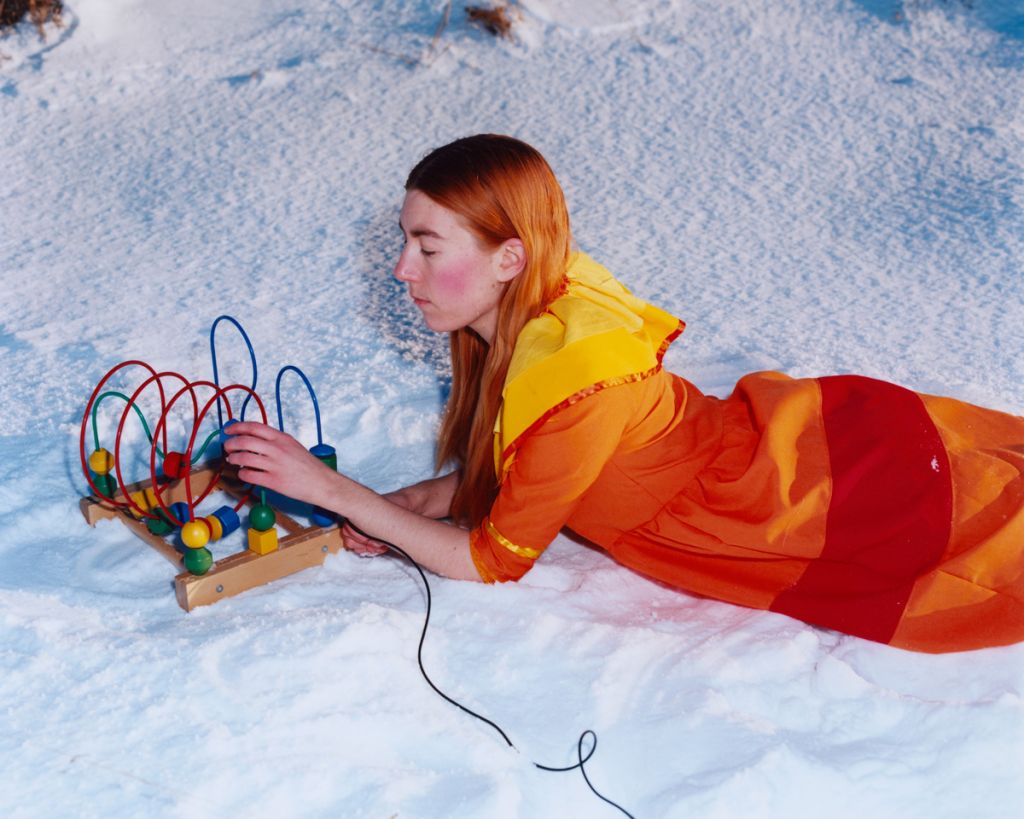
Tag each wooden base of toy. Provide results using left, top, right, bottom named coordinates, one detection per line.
left=79, top=465, right=345, bottom=611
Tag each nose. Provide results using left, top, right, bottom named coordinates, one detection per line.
left=393, top=245, right=418, bottom=283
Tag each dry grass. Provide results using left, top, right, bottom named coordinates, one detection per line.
left=466, top=3, right=518, bottom=39
left=0, top=0, right=63, bottom=39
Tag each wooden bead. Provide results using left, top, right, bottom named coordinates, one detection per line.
left=184, top=546, right=213, bottom=575
left=249, top=503, right=275, bottom=532
left=93, top=473, right=117, bottom=499
left=247, top=526, right=278, bottom=555
left=88, top=448, right=114, bottom=475
left=212, top=505, right=240, bottom=537
left=163, top=451, right=189, bottom=480
left=181, top=521, right=210, bottom=549
left=311, top=508, right=334, bottom=527
left=169, top=501, right=190, bottom=526
left=204, top=514, right=224, bottom=541
left=146, top=511, right=174, bottom=535
left=219, top=418, right=239, bottom=447
left=127, top=490, right=150, bottom=519
left=310, top=443, right=337, bottom=472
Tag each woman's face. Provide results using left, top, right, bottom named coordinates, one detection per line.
left=394, top=190, right=520, bottom=344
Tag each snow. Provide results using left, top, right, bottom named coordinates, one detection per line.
left=2, top=1, right=1023, bottom=817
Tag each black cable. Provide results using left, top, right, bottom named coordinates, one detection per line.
left=344, top=523, right=636, bottom=818
left=382, top=538, right=516, bottom=747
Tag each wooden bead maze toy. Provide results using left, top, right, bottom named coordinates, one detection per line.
left=79, top=316, right=345, bottom=611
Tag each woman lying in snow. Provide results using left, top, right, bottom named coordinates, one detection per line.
left=225, top=134, right=1024, bottom=653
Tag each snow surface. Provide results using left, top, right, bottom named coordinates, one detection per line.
left=2, top=1, right=1023, bottom=817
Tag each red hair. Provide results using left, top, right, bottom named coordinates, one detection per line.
left=405, top=134, right=572, bottom=526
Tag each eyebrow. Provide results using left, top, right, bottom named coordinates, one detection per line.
left=399, top=220, right=444, bottom=240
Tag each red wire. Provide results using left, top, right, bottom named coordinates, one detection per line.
left=150, top=381, right=269, bottom=525
left=79, top=360, right=165, bottom=510
left=83, top=362, right=271, bottom=531
left=114, top=370, right=191, bottom=521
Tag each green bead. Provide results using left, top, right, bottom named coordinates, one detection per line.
left=146, top=510, right=174, bottom=536
left=310, top=444, right=337, bottom=472
left=93, top=473, right=117, bottom=499
left=319, top=452, right=338, bottom=471
left=184, top=546, right=213, bottom=575
left=249, top=503, right=276, bottom=532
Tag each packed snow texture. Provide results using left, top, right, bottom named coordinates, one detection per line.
left=2, top=1, right=1023, bottom=817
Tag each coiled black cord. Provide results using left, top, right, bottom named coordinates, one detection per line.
left=367, top=534, right=636, bottom=818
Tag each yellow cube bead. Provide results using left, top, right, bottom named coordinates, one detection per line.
left=143, top=487, right=160, bottom=509
left=247, top=526, right=278, bottom=556
left=88, top=448, right=114, bottom=475
left=204, top=514, right=224, bottom=541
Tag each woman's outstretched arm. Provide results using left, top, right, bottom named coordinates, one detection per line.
left=223, top=422, right=480, bottom=581
left=386, top=471, right=460, bottom=519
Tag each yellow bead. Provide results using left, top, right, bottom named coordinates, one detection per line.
left=204, top=514, right=224, bottom=541
left=143, top=487, right=160, bottom=509
left=127, top=490, right=150, bottom=519
left=181, top=521, right=210, bottom=549
left=247, top=526, right=278, bottom=556
left=89, top=448, right=114, bottom=475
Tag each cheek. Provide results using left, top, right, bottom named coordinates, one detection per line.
left=433, top=258, right=480, bottom=299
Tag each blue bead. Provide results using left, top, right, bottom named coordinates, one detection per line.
left=169, top=501, right=190, bottom=526
left=311, top=507, right=334, bottom=527
left=310, top=443, right=337, bottom=471
left=219, top=418, right=239, bottom=446
left=309, top=443, right=335, bottom=459
left=212, top=505, right=240, bottom=537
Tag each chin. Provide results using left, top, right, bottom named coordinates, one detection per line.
left=422, top=316, right=454, bottom=333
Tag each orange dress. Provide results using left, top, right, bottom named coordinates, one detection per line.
left=469, top=253, right=1024, bottom=653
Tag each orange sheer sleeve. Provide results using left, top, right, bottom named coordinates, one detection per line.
left=469, top=383, right=640, bottom=583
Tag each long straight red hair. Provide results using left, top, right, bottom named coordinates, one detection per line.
left=405, top=134, right=572, bottom=526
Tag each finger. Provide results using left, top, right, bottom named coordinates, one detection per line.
left=223, top=421, right=282, bottom=441
left=341, top=524, right=372, bottom=548
left=226, top=450, right=274, bottom=471
left=341, top=526, right=387, bottom=555
left=223, top=434, right=277, bottom=458
left=347, top=540, right=388, bottom=557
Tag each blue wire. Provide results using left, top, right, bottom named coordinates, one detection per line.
left=274, top=365, right=324, bottom=446
left=209, top=315, right=258, bottom=428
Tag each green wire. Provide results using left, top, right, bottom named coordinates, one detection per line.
left=91, top=391, right=221, bottom=464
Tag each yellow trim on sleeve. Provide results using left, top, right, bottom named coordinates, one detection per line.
left=468, top=527, right=497, bottom=583
left=486, top=520, right=541, bottom=560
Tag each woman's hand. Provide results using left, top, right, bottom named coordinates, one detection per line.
left=222, top=421, right=337, bottom=508
left=224, top=428, right=479, bottom=580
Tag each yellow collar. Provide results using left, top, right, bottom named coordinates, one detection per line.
left=495, top=252, right=684, bottom=475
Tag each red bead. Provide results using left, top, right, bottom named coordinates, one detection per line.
left=163, top=451, right=189, bottom=479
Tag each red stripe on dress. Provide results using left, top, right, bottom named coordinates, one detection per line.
left=769, top=375, right=952, bottom=644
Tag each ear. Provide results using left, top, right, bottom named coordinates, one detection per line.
left=495, top=238, right=526, bottom=283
